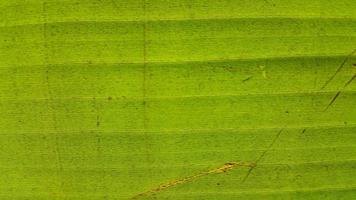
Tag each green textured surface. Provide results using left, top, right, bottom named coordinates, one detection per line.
left=1, top=0, right=356, bottom=199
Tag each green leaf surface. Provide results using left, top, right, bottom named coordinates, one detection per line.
left=0, top=0, right=356, bottom=199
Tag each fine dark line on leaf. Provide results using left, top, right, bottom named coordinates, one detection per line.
left=323, top=72, right=355, bottom=111
left=1, top=54, right=354, bottom=68
left=320, top=49, right=356, bottom=90
left=241, top=166, right=255, bottom=184
left=42, top=1, right=65, bottom=193
left=321, top=49, right=356, bottom=110
left=96, top=115, right=100, bottom=127
left=324, top=91, right=341, bottom=111
left=140, top=0, right=154, bottom=188
left=3, top=16, right=356, bottom=29
left=142, top=0, right=148, bottom=130
left=242, top=129, right=283, bottom=183
left=257, top=129, right=283, bottom=162
left=2, top=90, right=356, bottom=102
left=344, top=74, right=356, bottom=88
left=242, top=76, right=253, bottom=82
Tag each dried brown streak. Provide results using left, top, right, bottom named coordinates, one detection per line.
left=131, top=162, right=255, bottom=199
left=320, top=49, right=356, bottom=90
left=324, top=91, right=341, bottom=111
left=242, top=129, right=283, bottom=183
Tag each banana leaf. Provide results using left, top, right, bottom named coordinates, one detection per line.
left=0, top=0, right=355, bottom=199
